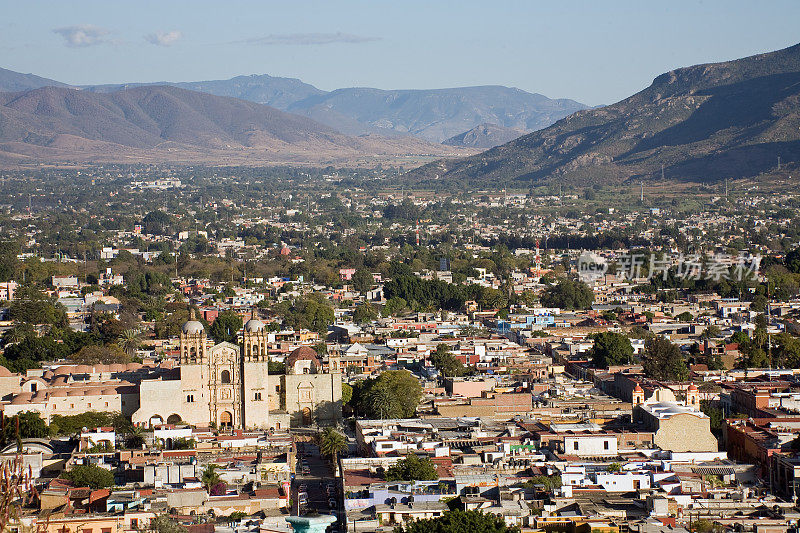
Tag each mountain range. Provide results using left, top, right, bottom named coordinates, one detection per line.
left=404, top=43, right=800, bottom=187
left=442, top=122, right=527, bottom=149
left=0, top=85, right=473, bottom=166
left=0, top=68, right=589, bottom=144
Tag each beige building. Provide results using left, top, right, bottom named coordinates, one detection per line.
left=133, top=316, right=342, bottom=430
left=633, top=385, right=717, bottom=453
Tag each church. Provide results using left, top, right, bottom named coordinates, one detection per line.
left=132, top=314, right=343, bottom=430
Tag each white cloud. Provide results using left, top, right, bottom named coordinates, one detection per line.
left=52, top=24, right=110, bottom=47
left=145, top=30, right=182, bottom=47
left=235, top=32, right=379, bottom=46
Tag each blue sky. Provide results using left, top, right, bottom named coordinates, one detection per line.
left=2, top=0, right=799, bottom=106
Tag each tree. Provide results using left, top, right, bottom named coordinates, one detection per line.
left=383, top=297, right=409, bottom=317
left=642, top=336, right=688, bottom=381
left=118, top=328, right=143, bottom=357
left=353, top=303, right=378, bottom=324
left=201, top=464, right=220, bottom=491
left=142, top=210, right=172, bottom=236
left=540, top=279, right=594, bottom=310
left=355, top=370, right=422, bottom=419
left=351, top=268, right=374, bottom=294
left=399, top=509, right=519, bottom=533
left=700, top=326, right=722, bottom=340
left=318, top=427, right=347, bottom=463
left=209, top=310, right=243, bottom=344
left=590, top=332, right=634, bottom=368
left=341, top=383, right=353, bottom=405
left=0, top=241, right=19, bottom=283
left=149, top=515, right=187, bottom=533
left=1, top=412, right=48, bottom=447
left=384, top=453, right=438, bottom=481
left=209, top=481, right=227, bottom=496
left=62, top=464, right=115, bottom=489
left=430, top=344, right=467, bottom=377
left=786, top=247, right=800, bottom=274
left=10, top=285, right=67, bottom=327
left=72, top=344, right=130, bottom=365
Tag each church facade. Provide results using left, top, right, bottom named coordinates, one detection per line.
left=133, top=316, right=342, bottom=430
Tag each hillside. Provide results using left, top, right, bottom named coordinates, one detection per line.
left=0, top=67, right=68, bottom=92
left=0, top=85, right=473, bottom=166
left=287, top=86, right=587, bottom=142
left=83, top=74, right=326, bottom=110
left=2, top=67, right=589, bottom=144
left=442, top=122, right=526, bottom=149
left=404, top=43, right=800, bottom=187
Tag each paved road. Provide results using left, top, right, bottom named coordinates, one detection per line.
left=292, top=441, right=342, bottom=532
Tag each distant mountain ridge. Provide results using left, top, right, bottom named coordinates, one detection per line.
left=82, top=74, right=326, bottom=110
left=77, top=75, right=588, bottom=142
left=443, top=122, right=527, bottom=149
left=403, top=43, right=800, bottom=186
left=1, top=67, right=589, bottom=145
left=0, top=85, right=471, bottom=166
left=0, top=67, right=69, bottom=92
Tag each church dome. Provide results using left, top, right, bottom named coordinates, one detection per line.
left=244, top=318, right=265, bottom=332
left=286, top=346, right=321, bottom=374
left=182, top=320, right=205, bottom=334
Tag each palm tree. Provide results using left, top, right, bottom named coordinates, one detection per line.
left=124, top=425, right=147, bottom=449
left=318, top=427, right=347, bottom=464
left=366, top=387, right=393, bottom=419
left=201, top=464, right=220, bottom=491
left=118, top=328, right=142, bottom=358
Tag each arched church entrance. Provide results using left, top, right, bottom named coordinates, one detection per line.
left=219, top=411, right=233, bottom=428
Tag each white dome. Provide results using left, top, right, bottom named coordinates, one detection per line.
left=244, top=318, right=265, bottom=332
left=182, top=320, right=205, bottom=334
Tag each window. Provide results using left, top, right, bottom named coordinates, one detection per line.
left=604, top=441, right=610, bottom=450
left=30, top=383, right=37, bottom=392
left=130, top=520, right=138, bottom=530
left=275, top=385, right=280, bottom=392
left=102, top=528, right=112, bottom=533
left=83, top=528, right=92, bottom=533
left=573, top=441, right=579, bottom=451
left=255, top=392, right=262, bottom=401
left=187, top=394, right=194, bottom=403
left=105, top=402, right=109, bottom=407
left=221, top=370, right=231, bottom=384
left=88, top=403, right=92, bottom=408
left=70, top=404, right=74, bottom=409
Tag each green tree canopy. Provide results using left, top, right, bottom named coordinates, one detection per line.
left=209, top=310, right=243, bottom=344
left=430, top=344, right=467, bottom=377
left=62, top=464, right=115, bottom=489
left=384, top=453, right=438, bottom=481
left=642, top=336, right=688, bottom=381
left=398, top=509, right=520, bottom=533
left=539, top=279, right=594, bottom=310
left=590, top=332, right=635, bottom=368
left=351, top=268, right=374, bottom=294
left=354, top=370, right=422, bottom=419
left=353, top=303, right=379, bottom=324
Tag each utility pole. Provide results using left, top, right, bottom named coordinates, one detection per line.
left=640, top=182, right=644, bottom=203
left=778, top=156, right=781, bottom=170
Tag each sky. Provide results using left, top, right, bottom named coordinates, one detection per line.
left=2, top=0, right=799, bottom=106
